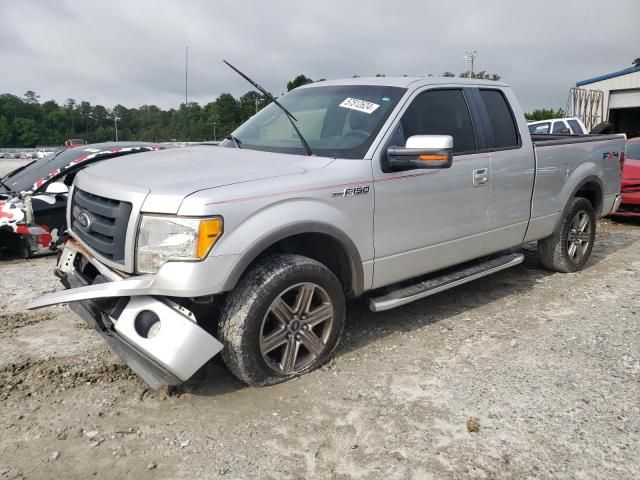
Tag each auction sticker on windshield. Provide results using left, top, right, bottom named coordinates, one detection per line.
left=339, top=98, right=380, bottom=114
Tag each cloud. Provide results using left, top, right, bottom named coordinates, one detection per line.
left=1, top=0, right=638, bottom=112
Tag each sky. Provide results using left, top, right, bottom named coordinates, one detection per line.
left=1, top=0, right=639, bottom=113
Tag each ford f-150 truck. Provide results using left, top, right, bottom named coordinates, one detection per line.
left=29, top=77, right=624, bottom=389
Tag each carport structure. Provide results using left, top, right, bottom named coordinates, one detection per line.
left=575, top=65, right=640, bottom=137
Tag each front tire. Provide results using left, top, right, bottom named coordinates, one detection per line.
left=218, top=254, right=346, bottom=386
left=538, top=197, right=596, bottom=273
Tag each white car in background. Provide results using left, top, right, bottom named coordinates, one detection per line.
left=528, top=117, right=588, bottom=135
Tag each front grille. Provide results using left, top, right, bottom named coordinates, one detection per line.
left=71, top=188, right=132, bottom=263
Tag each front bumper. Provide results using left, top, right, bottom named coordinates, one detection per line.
left=28, top=242, right=223, bottom=388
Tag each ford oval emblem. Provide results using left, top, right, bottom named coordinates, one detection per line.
left=78, top=211, right=92, bottom=230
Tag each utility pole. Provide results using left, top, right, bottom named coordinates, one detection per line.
left=464, top=50, right=478, bottom=77
left=185, top=46, right=189, bottom=105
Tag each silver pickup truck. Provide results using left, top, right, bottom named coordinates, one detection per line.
left=29, top=77, right=624, bottom=389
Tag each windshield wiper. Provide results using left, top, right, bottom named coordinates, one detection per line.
left=223, top=60, right=314, bottom=156
left=225, top=134, right=242, bottom=149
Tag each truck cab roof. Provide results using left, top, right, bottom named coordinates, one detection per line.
left=302, top=76, right=509, bottom=89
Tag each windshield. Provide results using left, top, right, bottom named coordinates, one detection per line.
left=1, top=142, right=161, bottom=194
left=226, top=85, right=406, bottom=159
left=1, top=149, right=66, bottom=193
left=626, top=141, right=640, bottom=160
left=528, top=122, right=551, bottom=134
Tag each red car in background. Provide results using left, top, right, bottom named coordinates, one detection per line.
left=64, top=138, right=87, bottom=148
left=614, top=137, right=640, bottom=217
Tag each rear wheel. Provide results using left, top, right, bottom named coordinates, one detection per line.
left=218, top=254, right=345, bottom=386
left=538, top=197, right=596, bottom=273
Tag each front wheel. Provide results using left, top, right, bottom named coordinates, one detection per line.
left=538, top=197, right=596, bottom=273
left=218, top=254, right=346, bottom=386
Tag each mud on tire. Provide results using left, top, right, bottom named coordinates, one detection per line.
left=217, top=254, right=346, bottom=386
left=538, top=197, right=596, bottom=273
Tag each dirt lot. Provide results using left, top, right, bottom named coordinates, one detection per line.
left=0, top=210, right=639, bottom=478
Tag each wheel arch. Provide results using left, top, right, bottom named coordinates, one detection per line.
left=570, top=176, right=604, bottom=217
left=221, top=222, right=365, bottom=298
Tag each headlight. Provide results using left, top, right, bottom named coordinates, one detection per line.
left=136, top=215, right=223, bottom=274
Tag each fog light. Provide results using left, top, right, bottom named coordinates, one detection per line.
left=134, top=310, right=161, bottom=339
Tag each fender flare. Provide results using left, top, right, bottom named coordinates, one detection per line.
left=554, top=175, right=604, bottom=232
left=221, top=221, right=365, bottom=296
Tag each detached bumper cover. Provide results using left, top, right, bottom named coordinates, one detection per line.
left=27, top=243, right=223, bottom=388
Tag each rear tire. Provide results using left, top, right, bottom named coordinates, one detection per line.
left=538, top=197, right=596, bottom=273
left=217, top=254, right=345, bottom=386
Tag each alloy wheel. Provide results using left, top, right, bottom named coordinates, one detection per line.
left=259, top=282, right=335, bottom=374
left=567, top=210, right=592, bottom=263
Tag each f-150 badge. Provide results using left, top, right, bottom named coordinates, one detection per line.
left=332, top=185, right=370, bottom=197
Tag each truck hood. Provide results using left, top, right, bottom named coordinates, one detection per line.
left=78, top=145, right=334, bottom=213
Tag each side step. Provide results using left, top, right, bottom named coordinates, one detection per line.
left=369, top=252, right=525, bottom=312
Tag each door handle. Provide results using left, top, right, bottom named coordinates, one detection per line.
left=473, top=168, right=489, bottom=187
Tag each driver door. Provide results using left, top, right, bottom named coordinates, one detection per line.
left=372, top=88, right=491, bottom=288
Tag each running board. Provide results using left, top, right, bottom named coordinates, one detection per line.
left=369, top=252, right=525, bottom=312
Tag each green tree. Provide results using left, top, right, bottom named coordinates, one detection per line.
left=459, top=71, right=501, bottom=81
left=12, top=118, right=39, bottom=147
left=442, top=72, right=455, bottom=77
left=212, top=93, right=241, bottom=138
left=287, top=74, right=313, bottom=91
left=634, top=57, right=640, bottom=67
left=65, top=98, right=77, bottom=134
left=524, top=108, right=566, bottom=121
left=239, top=91, right=266, bottom=120
left=24, top=90, right=40, bottom=104
left=0, top=115, right=10, bottom=146
left=79, top=101, right=92, bottom=135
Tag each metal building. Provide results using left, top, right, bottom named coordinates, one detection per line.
left=572, top=65, right=640, bottom=136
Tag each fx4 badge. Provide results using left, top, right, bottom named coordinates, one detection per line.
left=602, top=151, right=619, bottom=160
left=332, top=185, right=370, bottom=198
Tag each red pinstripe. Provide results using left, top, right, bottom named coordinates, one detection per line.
left=204, top=171, right=441, bottom=206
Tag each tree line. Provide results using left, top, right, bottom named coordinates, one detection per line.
left=4, top=70, right=564, bottom=148
left=0, top=88, right=275, bottom=148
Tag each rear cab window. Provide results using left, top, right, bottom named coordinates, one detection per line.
left=479, top=89, right=520, bottom=149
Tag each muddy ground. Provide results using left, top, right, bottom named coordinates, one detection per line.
left=0, top=176, right=638, bottom=478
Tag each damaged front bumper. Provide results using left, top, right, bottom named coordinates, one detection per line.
left=27, top=241, right=223, bottom=389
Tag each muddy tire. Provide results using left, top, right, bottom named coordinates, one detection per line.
left=218, top=254, right=345, bottom=386
left=538, top=197, right=596, bottom=273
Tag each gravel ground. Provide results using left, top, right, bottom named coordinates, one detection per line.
left=0, top=159, right=32, bottom=175
left=0, top=178, right=638, bottom=478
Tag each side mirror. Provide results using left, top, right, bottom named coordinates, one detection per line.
left=386, top=135, right=453, bottom=171
left=44, top=182, right=69, bottom=195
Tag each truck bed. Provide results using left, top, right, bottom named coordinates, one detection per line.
left=526, top=133, right=624, bottom=241
left=531, top=133, right=624, bottom=146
